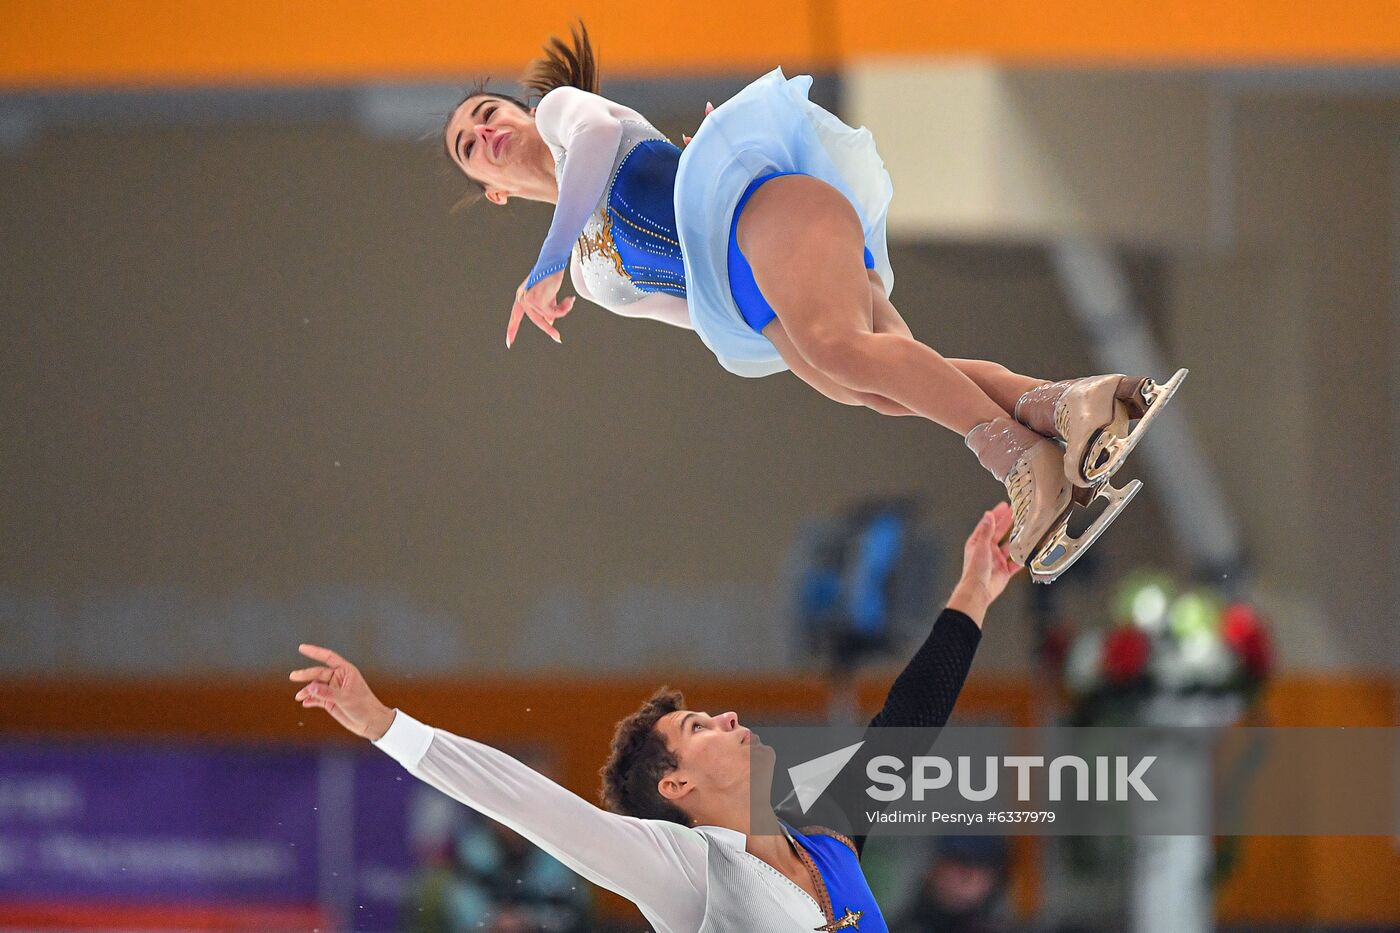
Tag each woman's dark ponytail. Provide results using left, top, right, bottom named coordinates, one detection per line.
left=520, top=20, right=599, bottom=101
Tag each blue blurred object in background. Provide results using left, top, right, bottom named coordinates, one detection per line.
left=792, top=496, right=942, bottom=671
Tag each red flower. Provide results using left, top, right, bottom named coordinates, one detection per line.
left=1040, top=622, right=1072, bottom=672
left=1222, top=603, right=1273, bottom=681
left=1102, top=626, right=1151, bottom=683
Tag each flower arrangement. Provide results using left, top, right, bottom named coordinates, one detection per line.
left=1047, top=572, right=1275, bottom=888
left=1057, top=572, right=1273, bottom=719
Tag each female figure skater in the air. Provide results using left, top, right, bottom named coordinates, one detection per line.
left=446, top=23, right=1185, bottom=582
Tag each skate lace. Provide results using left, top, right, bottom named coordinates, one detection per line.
left=1005, top=459, right=1033, bottom=544
left=1053, top=402, right=1071, bottom=443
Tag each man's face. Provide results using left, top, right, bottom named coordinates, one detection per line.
left=655, top=708, right=773, bottom=810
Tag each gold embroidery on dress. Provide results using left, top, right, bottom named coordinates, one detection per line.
left=576, top=212, right=628, bottom=279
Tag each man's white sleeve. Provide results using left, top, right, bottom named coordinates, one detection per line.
left=375, top=710, right=707, bottom=933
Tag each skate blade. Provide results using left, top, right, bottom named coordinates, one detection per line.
left=1081, top=368, right=1189, bottom=484
left=1029, top=478, right=1143, bottom=584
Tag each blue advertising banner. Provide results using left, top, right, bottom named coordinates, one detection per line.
left=0, top=738, right=507, bottom=931
left=0, top=740, right=321, bottom=903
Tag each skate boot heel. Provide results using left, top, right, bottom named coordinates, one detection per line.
left=1114, top=376, right=1152, bottom=419
left=1053, top=375, right=1129, bottom=487
left=1078, top=367, right=1189, bottom=484
left=1015, top=369, right=1190, bottom=486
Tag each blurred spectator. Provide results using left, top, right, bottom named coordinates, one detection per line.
left=895, top=836, right=1011, bottom=933
left=406, top=753, right=593, bottom=933
left=444, top=818, right=591, bottom=932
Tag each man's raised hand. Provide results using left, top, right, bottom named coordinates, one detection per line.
left=290, top=644, right=396, bottom=740
left=947, top=502, right=1023, bottom=625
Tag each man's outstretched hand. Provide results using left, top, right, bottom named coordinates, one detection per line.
left=290, top=644, right=396, bottom=741
left=947, top=502, right=1023, bottom=627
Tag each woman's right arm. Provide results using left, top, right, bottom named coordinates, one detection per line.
left=291, top=647, right=707, bottom=933
left=569, top=254, right=694, bottom=329
left=524, top=87, right=627, bottom=290
left=612, top=293, right=694, bottom=329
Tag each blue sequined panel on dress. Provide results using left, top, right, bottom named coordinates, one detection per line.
left=608, top=139, right=687, bottom=297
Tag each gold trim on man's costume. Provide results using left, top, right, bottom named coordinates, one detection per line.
left=815, top=907, right=863, bottom=931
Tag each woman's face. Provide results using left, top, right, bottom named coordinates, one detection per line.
left=656, top=709, right=774, bottom=813
left=444, top=94, right=546, bottom=205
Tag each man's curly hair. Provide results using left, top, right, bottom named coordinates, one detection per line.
left=600, top=687, right=690, bottom=825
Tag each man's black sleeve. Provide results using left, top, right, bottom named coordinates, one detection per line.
left=867, top=608, right=982, bottom=730
left=784, top=608, right=983, bottom=857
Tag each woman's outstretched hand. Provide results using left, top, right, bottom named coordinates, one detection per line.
left=508, top=270, right=574, bottom=348
left=290, top=644, right=396, bottom=740
left=947, top=502, right=1023, bottom=627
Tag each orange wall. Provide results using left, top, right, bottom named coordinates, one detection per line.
left=0, top=669, right=1035, bottom=794
left=1, top=673, right=1394, bottom=923
left=1, top=1, right=820, bottom=88
left=5, top=1, right=1400, bottom=89
left=1214, top=677, right=1400, bottom=925
left=837, top=1, right=1400, bottom=64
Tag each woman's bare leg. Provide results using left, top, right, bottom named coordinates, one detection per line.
left=947, top=360, right=1046, bottom=416
left=864, top=271, right=1047, bottom=416
left=765, top=321, right=916, bottom=416
left=738, top=188, right=1115, bottom=574
left=736, top=175, right=1005, bottom=436
left=763, top=324, right=864, bottom=407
